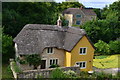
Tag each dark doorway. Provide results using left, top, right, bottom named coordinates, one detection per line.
left=41, top=60, right=46, bottom=69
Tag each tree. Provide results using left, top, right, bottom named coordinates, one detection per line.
left=93, top=8, right=102, bottom=19
left=57, top=2, right=84, bottom=12
left=26, top=54, right=41, bottom=69
left=109, top=40, right=120, bottom=54
left=2, top=2, right=58, bottom=37
left=94, top=40, right=110, bottom=55
left=2, top=33, right=15, bottom=63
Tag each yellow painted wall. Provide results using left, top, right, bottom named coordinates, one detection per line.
left=67, top=35, right=95, bottom=71
left=65, top=51, right=71, bottom=67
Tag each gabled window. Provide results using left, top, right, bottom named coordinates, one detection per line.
left=50, top=59, right=58, bottom=65
left=79, top=47, right=87, bottom=55
left=47, top=48, right=53, bottom=54
left=76, top=21, right=81, bottom=25
left=76, top=61, right=86, bottom=69
left=76, top=14, right=81, bottom=18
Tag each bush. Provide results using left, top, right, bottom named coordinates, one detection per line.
left=2, top=34, right=15, bottom=63
left=109, top=40, right=120, bottom=54
left=50, top=68, right=68, bottom=78
left=94, top=40, right=110, bottom=55
left=49, top=64, right=59, bottom=68
left=12, top=61, right=22, bottom=73
left=16, top=57, right=27, bottom=64
left=63, top=70, right=77, bottom=78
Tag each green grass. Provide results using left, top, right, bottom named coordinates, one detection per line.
left=93, top=54, right=120, bottom=69
left=2, top=64, right=14, bottom=79
left=95, top=55, right=108, bottom=59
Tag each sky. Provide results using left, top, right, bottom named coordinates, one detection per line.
left=55, top=0, right=118, bottom=9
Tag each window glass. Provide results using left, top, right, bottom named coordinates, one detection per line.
left=76, top=21, right=81, bottom=25
left=47, top=48, right=53, bottom=54
left=80, top=48, right=87, bottom=54
left=50, top=59, right=58, bottom=65
left=76, top=14, right=81, bottom=18
left=76, top=62, right=86, bottom=68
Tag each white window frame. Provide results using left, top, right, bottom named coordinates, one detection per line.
left=79, top=47, right=87, bottom=55
left=46, top=47, right=54, bottom=54
left=75, top=61, right=87, bottom=69
left=49, top=58, right=59, bottom=66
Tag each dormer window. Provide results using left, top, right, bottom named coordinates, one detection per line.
left=47, top=48, right=54, bottom=54
left=76, top=14, right=81, bottom=18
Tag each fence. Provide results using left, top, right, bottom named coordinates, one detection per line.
left=10, top=59, right=80, bottom=78
left=17, top=66, right=80, bottom=78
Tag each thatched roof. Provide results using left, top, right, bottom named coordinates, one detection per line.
left=13, top=24, right=86, bottom=55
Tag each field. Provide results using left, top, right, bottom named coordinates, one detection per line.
left=93, top=54, right=120, bottom=69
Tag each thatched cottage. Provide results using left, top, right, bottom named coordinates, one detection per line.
left=13, top=17, right=95, bottom=71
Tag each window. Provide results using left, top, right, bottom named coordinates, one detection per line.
left=79, top=47, right=87, bottom=55
left=76, top=14, right=81, bottom=18
left=76, top=61, right=86, bottom=69
left=76, top=21, right=81, bottom=25
left=50, top=59, right=58, bottom=65
left=47, top=48, right=53, bottom=54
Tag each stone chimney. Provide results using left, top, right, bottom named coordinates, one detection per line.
left=57, top=16, right=62, bottom=27
left=80, top=6, right=83, bottom=10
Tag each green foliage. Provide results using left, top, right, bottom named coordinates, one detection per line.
left=16, top=57, right=27, bottom=64
left=2, top=2, right=58, bottom=37
left=49, top=64, right=60, bottom=68
left=109, top=40, right=120, bottom=54
left=94, top=40, right=110, bottom=55
left=63, top=70, right=77, bottom=78
left=50, top=68, right=69, bottom=78
left=12, top=61, right=22, bottom=73
left=93, top=8, right=102, bottom=19
left=2, top=33, right=15, bottom=63
left=95, top=72, right=113, bottom=79
left=26, top=54, right=41, bottom=69
left=57, top=2, right=83, bottom=12
left=2, top=64, right=14, bottom=78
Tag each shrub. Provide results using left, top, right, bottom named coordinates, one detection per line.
left=26, top=54, right=41, bottom=69
left=109, top=40, right=120, bottom=54
left=2, top=34, right=15, bottom=63
left=16, top=57, right=27, bottom=64
left=63, top=70, right=77, bottom=78
left=49, top=64, right=59, bottom=68
left=94, top=40, right=110, bottom=55
left=50, top=68, right=68, bottom=78
left=12, top=61, right=22, bottom=73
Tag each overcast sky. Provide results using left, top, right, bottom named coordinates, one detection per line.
left=55, top=0, right=118, bottom=9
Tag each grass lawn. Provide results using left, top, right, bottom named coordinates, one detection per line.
left=93, top=54, right=120, bottom=69
left=2, top=64, right=14, bottom=79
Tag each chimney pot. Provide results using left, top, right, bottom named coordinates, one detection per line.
left=80, top=6, right=83, bottom=9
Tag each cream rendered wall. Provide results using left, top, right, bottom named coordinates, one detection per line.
left=41, top=48, right=65, bottom=69
left=64, top=14, right=73, bottom=27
